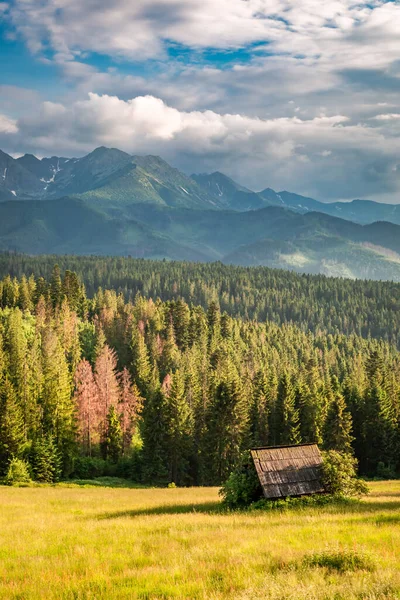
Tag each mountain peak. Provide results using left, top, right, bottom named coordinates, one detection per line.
left=21, top=153, right=40, bottom=161
left=85, top=146, right=131, bottom=160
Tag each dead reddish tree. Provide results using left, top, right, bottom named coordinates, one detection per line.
left=74, top=359, right=99, bottom=455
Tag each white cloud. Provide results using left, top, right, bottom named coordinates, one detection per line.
left=0, top=113, right=18, bottom=134
left=7, top=0, right=400, bottom=71
left=1, top=92, right=400, bottom=200
left=372, top=113, right=400, bottom=121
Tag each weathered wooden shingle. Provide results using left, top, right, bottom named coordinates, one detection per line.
left=251, top=443, right=325, bottom=499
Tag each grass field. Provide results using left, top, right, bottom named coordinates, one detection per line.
left=1, top=481, right=400, bottom=600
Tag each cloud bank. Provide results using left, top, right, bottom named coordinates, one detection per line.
left=2, top=92, right=400, bottom=200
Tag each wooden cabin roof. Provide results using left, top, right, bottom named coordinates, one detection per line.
left=251, top=443, right=325, bottom=499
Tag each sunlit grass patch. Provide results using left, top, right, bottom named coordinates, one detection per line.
left=0, top=481, right=400, bottom=599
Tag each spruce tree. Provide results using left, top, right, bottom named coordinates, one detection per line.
left=41, top=329, right=76, bottom=476
left=249, top=370, right=270, bottom=447
left=206, top=362, right=248, bottom=484
left=0, top=379, right=25, bottom=475
left=164, top=369, right=193, bottom=484
left=323, top=377, right=354, bottom=453
left=103, top=406, right=123, bottom=462
left=159, top=319, right=180, bottom=377
left=141, top=387, right=170, bottom=483
left=131, top=326, right=152, bottom=394
left=18, top=275, right=33, bottom=312
left=29, top=435, right=62, bottom=483
left=275, top=371, right=301, bottom=445
left=50, top=265, right=63, bottom=308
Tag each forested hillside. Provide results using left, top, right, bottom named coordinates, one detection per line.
left=1, top=254, right=400, bottom=345
left=0, top=264, right=400, bottom=484
left=3, top=145, right=400, bottom=280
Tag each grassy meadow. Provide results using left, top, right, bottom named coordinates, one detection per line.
left=1, top=481, right=400, bottom=600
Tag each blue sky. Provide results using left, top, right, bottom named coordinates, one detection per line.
left=1, top=0, right=400, bottom=202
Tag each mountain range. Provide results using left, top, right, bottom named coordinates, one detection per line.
left=1, top=146, right=400, bottom=281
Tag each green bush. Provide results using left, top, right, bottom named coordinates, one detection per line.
left=4, top=458, right=32, bottom=486
left=71, top=456, right=142, bottom=481
left=219, top=451, right=263, bottom=508
left=250, top=494, right=355, bottom=511
left=71, top=457, right=108, bottom=479
left=322, top=450, right=369, bottom=497
left=376, top=461, right=397, bottom=480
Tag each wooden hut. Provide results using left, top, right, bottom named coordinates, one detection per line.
left=251, top=443, right=325, bottom=499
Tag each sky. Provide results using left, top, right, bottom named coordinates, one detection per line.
left=1, top=0, right=400, bottom=202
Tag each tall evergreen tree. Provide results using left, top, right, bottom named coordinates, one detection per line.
left=0, top=379, right=25, bottom=474
left=131, top=326, right=152, bottom=394
left=323, top=377, right=354, bottom=453
left=206, top=362, right=248, bottom=484
left=249, top=370, right=270, bottom=447
left=50, top=264, right=63, bottom=308
left=275, top=371, right=301, bottom=445
left=164, top=369, right=193, bottom=484
left=41, top=329, right=76, bottom=475
left=103, top=406, right=123, bottom=462
left=141, top=387, right=170, bottom=483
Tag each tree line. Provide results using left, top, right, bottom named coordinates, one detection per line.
left=0, top=265, right=399, bottom=484
left=1, top=253, right=399, bottom=346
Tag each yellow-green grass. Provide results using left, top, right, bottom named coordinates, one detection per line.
left=1, top=481, right=400, bottom=599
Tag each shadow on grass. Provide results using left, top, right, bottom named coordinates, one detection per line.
left=62, top=477, right=147, bottom=489
left=96, top=497, right=400, bottom=520
left=96, top=501, right=223, bottom=519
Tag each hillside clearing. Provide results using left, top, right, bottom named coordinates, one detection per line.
left=1, top=481, right=400, bottom=599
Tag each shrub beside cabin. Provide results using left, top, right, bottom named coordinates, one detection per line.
left=251, top=443, right=325, bottom=499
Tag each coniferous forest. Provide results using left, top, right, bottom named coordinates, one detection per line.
left=0, top=254, right=400, bottom=484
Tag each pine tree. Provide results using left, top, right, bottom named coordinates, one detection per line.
left=170, top=299, right=190, bottom=350
left=50, top=265, right=63, bottom=308
left=62, top=270, right=84, bottom=313
left=29, top=435, right=62, bottom=483
left=206, top=362, right=248, bottom=484
left=249, top=370, right=270, bottom=447
left=0, top=379, right=25, bottom=475
left=18, top=275, right=33, bottom=312
left=141, top=387, right=170, bottom=483
left=103, top=406, right=123, bottom=462
left=164, top=369, right=193, bottom=484
left=275, top=371, right=301, bottom=445
left=131, top=326, right=152, bottom=394
left=5, top=308, right=28, bottom=396
left=323, top=377, right=354, bottom=453
left=298, top=356, right=323, bottom=444
left=41, top=329, right=76, bottom=475
left=159, top=318, right=180, bottom=377
left=0, top=331, right=5, bottom=383
left=93, top=325, right=106, bottom=362
left=23, top=334, right=43, bottom=439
